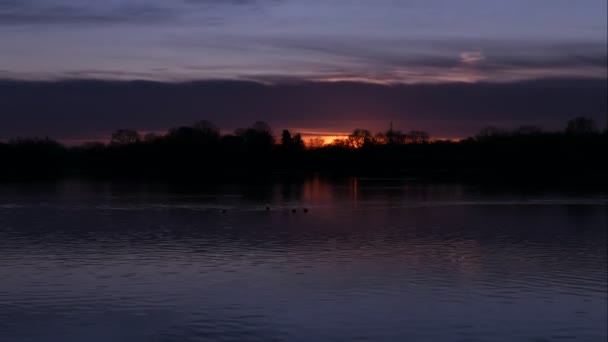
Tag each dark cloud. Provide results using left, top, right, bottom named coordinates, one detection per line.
left=0, top=0, right=175, bottom=25
left=182, top=0, right=281, bottom=5
left=253, top=35, right=607, bottom=73
left=0, top=0, right=280, bottom=26
left=483, top=54, right=608, bottom=70
left=0, top=78, right=605, bottom=142
left=159, top=34, right=603, bottom=84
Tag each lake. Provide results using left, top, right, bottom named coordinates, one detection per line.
left=0, top=178, right=606, bottom=342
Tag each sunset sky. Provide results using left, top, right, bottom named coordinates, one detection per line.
left=0, top=0, right=607, bottom=141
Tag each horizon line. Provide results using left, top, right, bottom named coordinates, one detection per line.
left=0, top=75, right=607, bottom=86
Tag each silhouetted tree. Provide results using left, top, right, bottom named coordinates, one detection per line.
left=348, top=128, right=374, bottom=148
left=330, top=138, right=349, bottom=148
left=566, top=117, right=598, bottom=135
left=476, top=126, right=507, bottom=141
left=111, top=129, right=140, bottom=145
left=515, top=125, right=542, bottom=136
left=235, top=121, right=274, bottom=154
left=382, top=123, right=404, bottom=145
left=167, top=121, right=220, bottom=145
left=281, top=130, right=294, bottom=147
left=167, top=126, right=201, bottom=143
left=252, top=121, right=272, bottom=135
left=2, top=138, right=67, bottom=178
left=143, top=132, right=162, bottom=143
left=374, top=132, right=387, bottom=145
left=220, top=134, right=244, bottom=151
left=82, top=142, right=105, bottom=149
left=2, top=117, right=607, bottom=184
left=308, top=137, right=325, bottom=149
left=292, top=133, right=305, bottom=151
left=193, top=120, right=220, bottom=140
left=280, top=129, right=305, bottom=153
left=405, top=130, right=430, bottom=144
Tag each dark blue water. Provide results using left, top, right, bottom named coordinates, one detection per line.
left=0, top=179, right=606, bottom=342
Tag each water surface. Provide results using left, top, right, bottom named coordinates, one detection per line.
left=1, top=179, right=606, bottom=342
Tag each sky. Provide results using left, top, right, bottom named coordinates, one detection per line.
left=0, top=0, right=607, bottom=141
left=1, top=0, right=606, bottom=82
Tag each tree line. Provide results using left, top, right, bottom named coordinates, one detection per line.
left=1, top=117, right=606, bottom=184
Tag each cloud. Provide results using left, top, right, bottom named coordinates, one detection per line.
left=0, top=0, right=176, bottom=25
left=165, top=34, right=606, bottom=83
left=182, top=0, right=281, bottom=6
left=0, top=1, right=605, bottom=83
left=0, top=0, right=281, bottom=26
left=460, top=51, right=485, bottom=65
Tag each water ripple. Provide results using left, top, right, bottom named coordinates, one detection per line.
left=0, top=180, right=606, bottom=341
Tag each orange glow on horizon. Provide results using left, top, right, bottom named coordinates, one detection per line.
left=309, top=135, right=349, bottom=145
left=294, top=130, right=351, bottom=147
left=57, top=128, right=463, bottom=147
